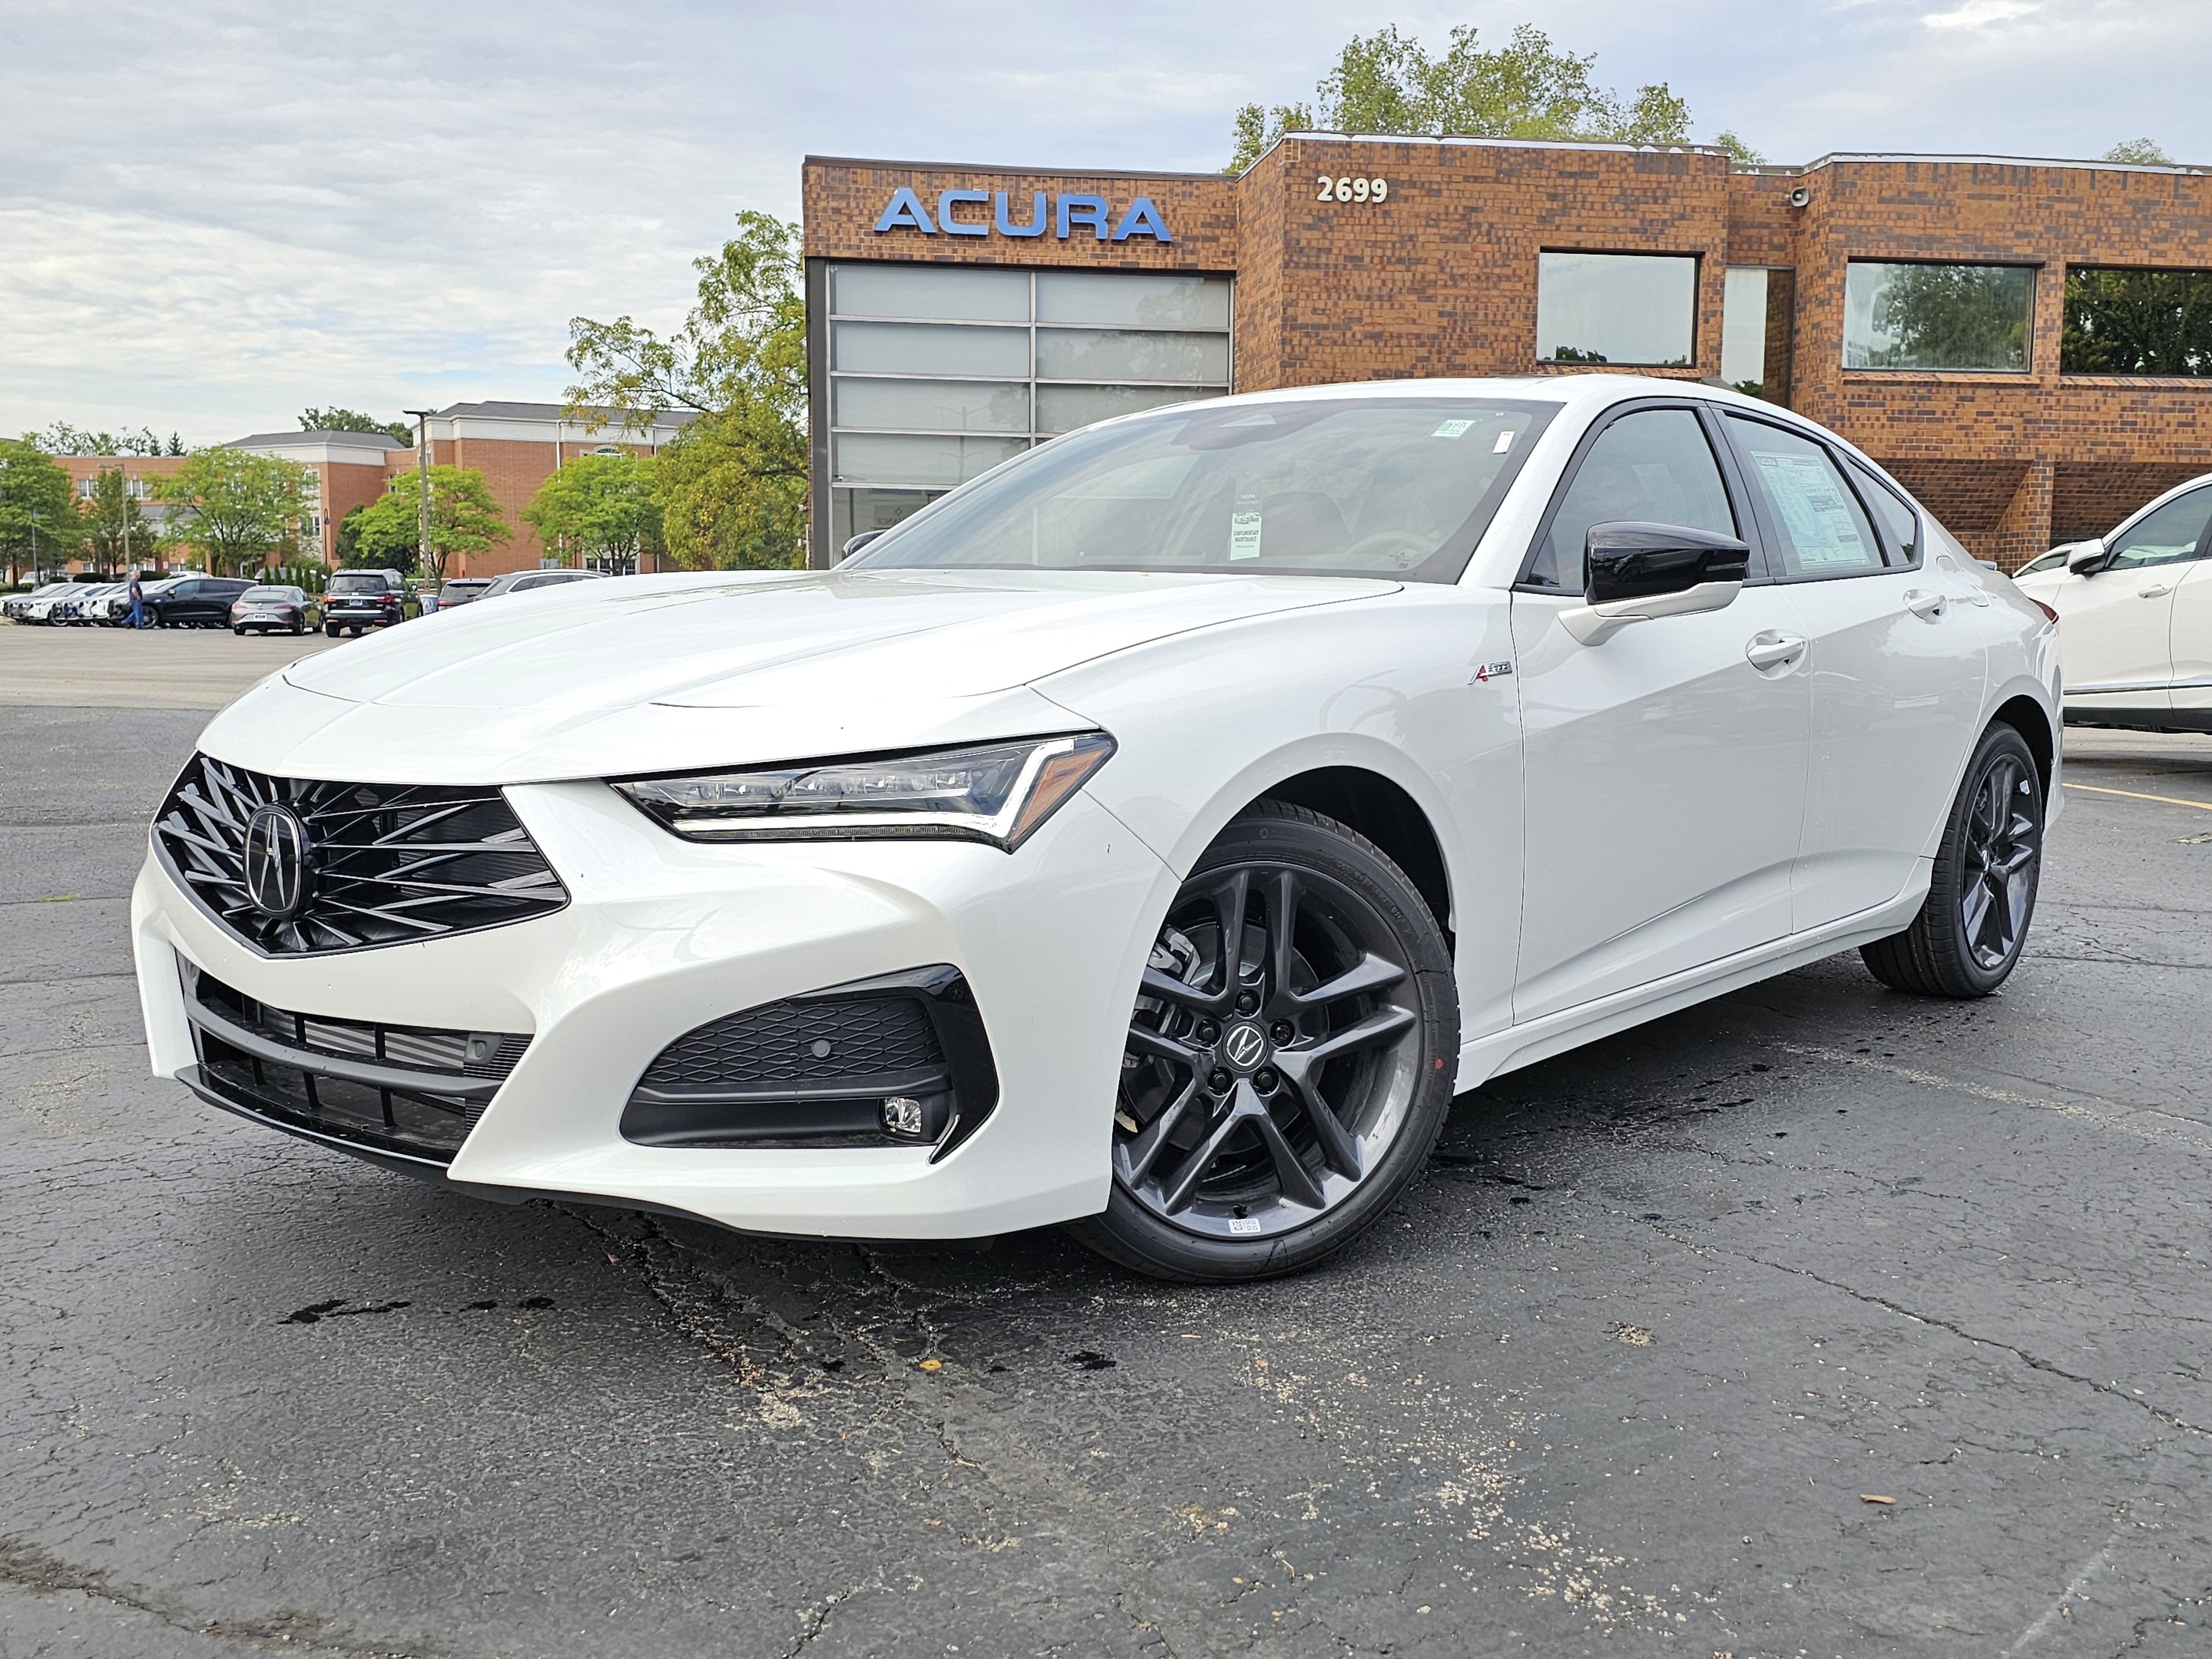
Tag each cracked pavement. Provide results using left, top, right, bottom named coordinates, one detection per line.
left=4, top=638, right=2211, bottom=1657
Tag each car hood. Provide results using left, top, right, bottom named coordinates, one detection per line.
left=202, top=567, right=1395, bottom=784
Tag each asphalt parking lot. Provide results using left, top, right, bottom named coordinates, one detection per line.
left=4, top=625, right=2210, bottom=1659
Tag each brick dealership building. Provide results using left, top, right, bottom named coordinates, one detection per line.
left=802, top=138, right=2212, bottom=570
left=50, top=403, right=687, bottom=579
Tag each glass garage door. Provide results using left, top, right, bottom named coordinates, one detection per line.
left=826, top=263, right=1232, bottom=554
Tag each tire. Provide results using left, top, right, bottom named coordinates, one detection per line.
left=325, top=624, right=340, bottom=638
left=1861, top=723, right=2044, bottom=998
left=234, top=625, right=246, bottom=635
left=290, top=622, right=304, bottom=635
left=1067, top=799, right=1459, bottom=1283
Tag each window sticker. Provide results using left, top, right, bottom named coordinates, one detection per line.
left=1430, top=418, right=1475, bottom=439
left=1493, top=429, right=1515, bottom=453
left=1228, top=493, right=1264, bottom=560
left=1755, top=452, right=1872, bottom=570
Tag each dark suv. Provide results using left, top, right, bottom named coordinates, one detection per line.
left=145, top=577, right=254, bottom=628
left=324, top=569, right=410, bottom=637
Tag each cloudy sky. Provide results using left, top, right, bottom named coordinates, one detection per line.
left=3, top=0, right=2206, bottom=445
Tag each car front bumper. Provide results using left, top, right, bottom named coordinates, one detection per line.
left=133, top=775, right=1175, bottom=1238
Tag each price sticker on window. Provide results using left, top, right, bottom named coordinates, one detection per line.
left=1228, top=498, right=1264, bottom=561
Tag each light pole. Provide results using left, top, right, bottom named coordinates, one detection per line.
left=404, top=410, right=435, bottom=581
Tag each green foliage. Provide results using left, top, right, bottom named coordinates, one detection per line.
left=2103, top=138, right=2173, bottom=165
left=0, top=438, right=85, bottom=581
left=347, top=466, right=510, bottom=580
left=1227, top=24, right=1693, bottom=171
left=1548, top=345, right=1610, bottom=364
left=36, top=422, right=176, bottom=457
left=1712, top=131, right=1765, bottom=165
left=1866, top=265, right=2032, bottom=371
left=2063, top=268, right=2212, bottom=375
left=300, top=406, right=415, bottom=444
left=333, top=502, right=368, bottom=566
left=153, top=448, right=312, bottom=577
left=565, top=210, right=808, bottom=570
left=80, top=467, right=156, bottom=577
left=522, top=452, right=664, bottom=568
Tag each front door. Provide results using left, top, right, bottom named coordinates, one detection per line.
left=1718, top=416, right=1988, bottom=927
left=2053, top=485, right=2212, bottom=722
left=2168, top=552, right=2212, bottom=724
left=1510, top=404, right=1812, bottom=1024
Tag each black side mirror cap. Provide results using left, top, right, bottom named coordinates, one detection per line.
left=1584, top=521, right=1752, bottom=604
left=843, top=530, right=885, bottom=557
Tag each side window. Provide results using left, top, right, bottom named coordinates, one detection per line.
left=2106, top=488, right=2212, bottom=571
left=1524, top=408, right=1738, bottom=591
left=1725, top=416, right=1884, bottom=580
left=1847, top=460, right=1919, bottom=567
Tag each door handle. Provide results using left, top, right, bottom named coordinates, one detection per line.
left=1745, top=631, right=1808, bottom=671
left=2138, top=583, right=2173, bottom=599
left=1902, top=589, right=1948, bottom=620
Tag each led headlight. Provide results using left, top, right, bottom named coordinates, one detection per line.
left=611, top=732, right=1116, bottom=852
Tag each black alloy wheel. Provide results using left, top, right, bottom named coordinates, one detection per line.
left=1070, top=800, right=1458, bottom=1282
left=1863, top=722, right=2044, bottom=998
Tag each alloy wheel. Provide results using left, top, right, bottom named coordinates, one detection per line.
left=1960, top=750, right=2041, bottom=971
left=1115, top=861, right=1426, bottom=1241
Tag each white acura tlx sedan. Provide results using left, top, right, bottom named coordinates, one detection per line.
left=133, top=377, right=2060, bottom=1281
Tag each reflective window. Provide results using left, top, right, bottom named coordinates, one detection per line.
left=847, top=398, right=1556, bottom=582
left=2062, top=268, right=2212, bottom=376
left=825, top=264, right=1234, bottom=556
left=1721, top=267, right=1796, bottom=403
left=1535, top=253, right=1697, bottom=367
left=2106, top=488, right=2212, bottom=570
left=1726, top=418, right=1884, bottom=580
left=1846, top=460, right=1919, bottom=566
left=1843, top=262, right=2033, bottom=372
left=1525, top=409, right=1735, bottom=591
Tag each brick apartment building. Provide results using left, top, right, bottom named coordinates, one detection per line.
left=50, top=403, right=688, bottom=578
left=803, top=137, right=2212, bottom=570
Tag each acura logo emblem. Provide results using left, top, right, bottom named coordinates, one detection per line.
left=1222, top=1021, right=1269, bottom=1071
left=243, top=803, right=313, bottom=920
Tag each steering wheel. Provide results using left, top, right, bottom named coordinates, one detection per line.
left=1339, top=530, right=1435, bottom=568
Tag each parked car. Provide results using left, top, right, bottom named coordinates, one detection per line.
left=135, top=375, right=2058, bottom=1284
left=2012, top=472, right=2212, bottom=734
left=144, top=577, right=255, bottom=628
left=61, top=582, right=126, bottom=624
left=475, top=568, right=609, bottom=601
left=20, top=583, right=92, bottom=623
left=87, top=576, right=186, bottom=624
left=2012, top=544, right=2079, bottom=578
left=0, top=583, right=66, bottom=622
left=323, top=568, right=410, bottom=635
left=425, top=577, right=494, bottom=612
left=230, top=585, right=321, bottom=636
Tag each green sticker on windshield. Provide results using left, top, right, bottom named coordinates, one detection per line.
left=1430, top=419, right=1475, bottom=439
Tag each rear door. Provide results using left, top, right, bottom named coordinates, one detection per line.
left=2052, top=486, right=2212, bottom=722
left=2166, top=538, right=2212, bottom=725
left=1718, top=415, right=1987, bottom=928
left=1509, top=400, right=1812, bottom=1021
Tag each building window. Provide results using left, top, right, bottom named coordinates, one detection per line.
left=1843, top=261, right=2033, bottom=372
left=1535, top=253, right=1697, bottom=368
left=1721, top=268, right=1796, bottom=404
left=2062, top=268, right=2212, bottom=376
left=76, top=477, right=96, bottom=499
left=825, top=264, right=1232, bottom=554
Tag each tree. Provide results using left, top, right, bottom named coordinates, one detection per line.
left=0, top=438, right=85, bottom=584
left=564, top=210, right=807, bottom=570
left=1713, top=131, right=1765, bottom=165
left=1227, top=24, right=1694, bottom=172
left=80, top=466, right=157, bottom=578
left=2104, top=138, right=2173, bottom=165
left=1867, top=265, right=2031, bottom=371
left=521, top=451, right=664, bottom=570
left=2063, top=268, right=2212, bottom=375
left=37, top=422, right=171, bottom=457
left=300, top=406, right=414, bottom=444
left=344, top=466, right=509, bottom=580
left=154, top=447, right=312, bottom=576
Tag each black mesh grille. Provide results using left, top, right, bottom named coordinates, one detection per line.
left=637, top=996, right=944, bottom=1092
left=154, top=754, right=568, bottom=955
left=186, top=969, right=529, bottom=1163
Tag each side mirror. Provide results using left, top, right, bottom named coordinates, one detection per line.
left=1562, top=521, right=1751, bottom=646
left=2066, top=539, right=2109, bottom=576
left=842, top=530, right=885, bottom=558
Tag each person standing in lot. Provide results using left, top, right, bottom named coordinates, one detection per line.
left=126, top=569, right=145, bottom=630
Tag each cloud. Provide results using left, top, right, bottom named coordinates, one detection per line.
left=1921, top=0, right=2042, bottom=27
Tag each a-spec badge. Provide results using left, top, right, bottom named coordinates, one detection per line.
left=1469, top=660, right=1515, bottom=685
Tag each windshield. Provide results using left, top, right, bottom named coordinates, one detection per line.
left=327, top=573, right=386, bottom=593
left=241, top=586, right=298, bottom=601
left=845, top=397, right=1558, bottom=582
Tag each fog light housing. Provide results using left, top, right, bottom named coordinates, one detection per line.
left=882, top=1096, right=925, bottom=1136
